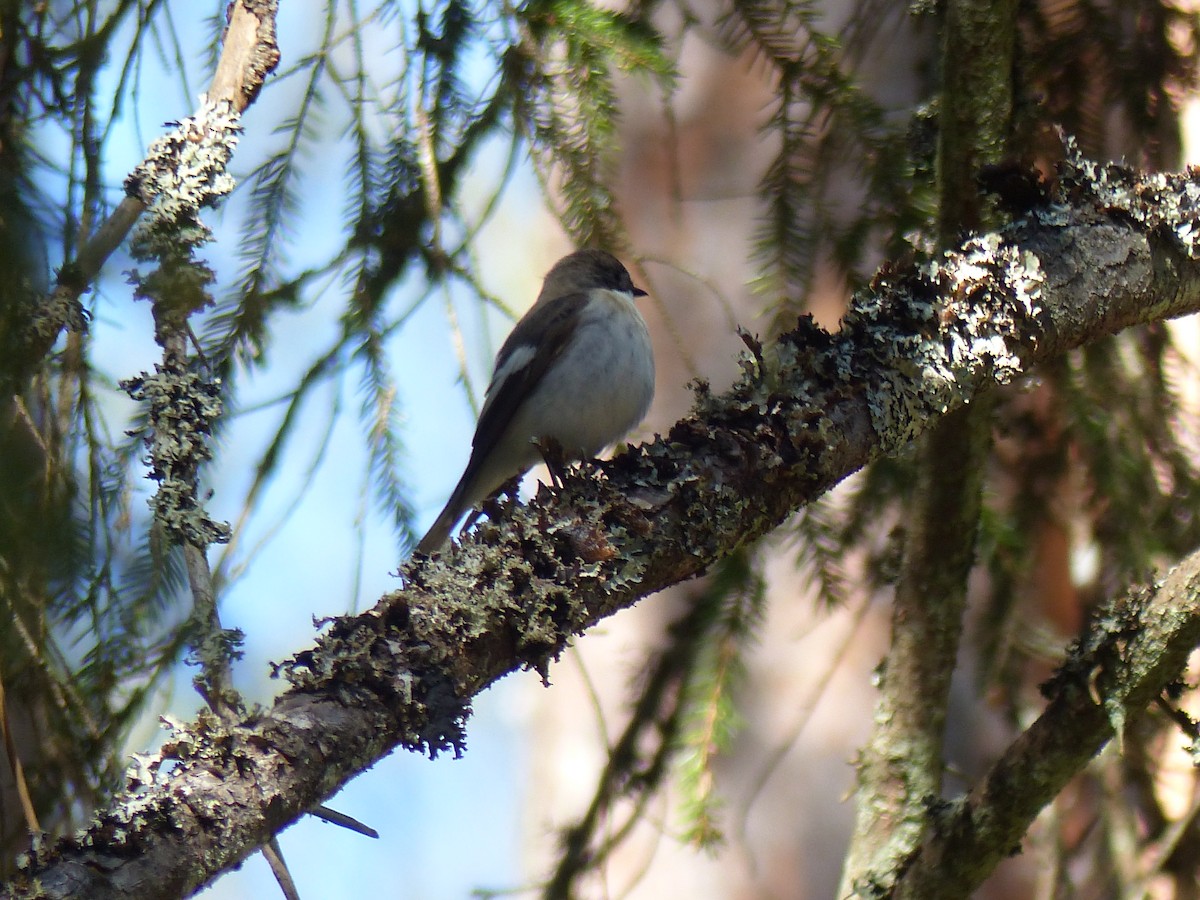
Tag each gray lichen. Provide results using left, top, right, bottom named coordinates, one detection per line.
left=121, top=369, right=231, bottom=546
left=1061, top=133, right=1200, bottom=260
left=127, top=97, right=241, bottom=259
left=119, top=98, right=240, bottom=546
left=834, top=233, right=1044, bottom=455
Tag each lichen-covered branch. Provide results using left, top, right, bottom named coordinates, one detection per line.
left=1, top=0, right=279, bottom=394
left=5, top=155, right=1200, bottom=899
left=120, top=94, right=243, bottom=716
left=891, top=548, right=1200, bottom=898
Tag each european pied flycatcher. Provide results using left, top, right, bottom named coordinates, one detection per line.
left=416, top=249, right=655, bottom=553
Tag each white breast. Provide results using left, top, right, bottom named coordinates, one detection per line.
left=509, top=289, right=654, bottom=459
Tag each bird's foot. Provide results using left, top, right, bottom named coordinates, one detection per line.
left=534, top=437, right=570, bottom=488
left=475, top=474, right=523, bottom=526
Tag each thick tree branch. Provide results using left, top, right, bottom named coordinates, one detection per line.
left=6, top=156, right=1200, bottom=899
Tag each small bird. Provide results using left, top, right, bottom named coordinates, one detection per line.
left=416, top=249, right=655, bottom=554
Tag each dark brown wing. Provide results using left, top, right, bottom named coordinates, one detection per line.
left=465, top=291, right=590, bottom=469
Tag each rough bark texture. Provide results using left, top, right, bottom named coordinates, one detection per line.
left=5, top=157, right=1200, bottom=898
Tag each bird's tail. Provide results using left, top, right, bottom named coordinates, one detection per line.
left=415, top=464, right=482, bottom=555
left=415, top=499, right=463, bottom=555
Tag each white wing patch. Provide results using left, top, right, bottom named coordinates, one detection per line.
left=482, top=343, right=537, bottom=417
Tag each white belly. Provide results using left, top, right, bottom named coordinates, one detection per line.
left=490, top=289, right=654, bottom=482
